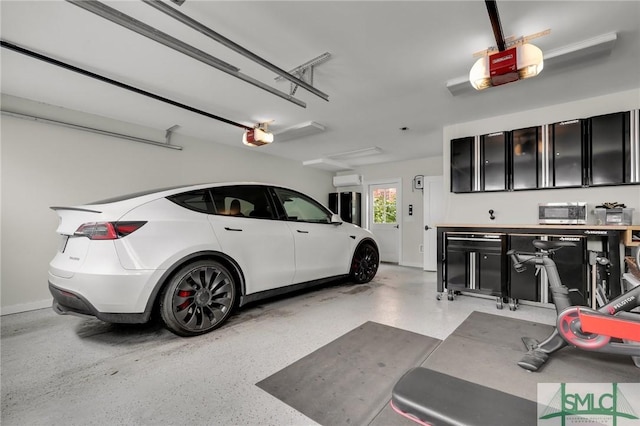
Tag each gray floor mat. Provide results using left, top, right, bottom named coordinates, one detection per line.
left=421, top=311, right=640, bottom=402
left=256, top=321, right=441, bottom=426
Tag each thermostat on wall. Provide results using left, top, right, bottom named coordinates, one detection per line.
left=414, top=175, right=424, bottom=189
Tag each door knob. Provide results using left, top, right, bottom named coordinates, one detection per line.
left=395, top=224, right=400, bottom=229
left=425, top=225, right=430, bottom=231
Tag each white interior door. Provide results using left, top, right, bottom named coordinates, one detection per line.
left=423, top=176, right=444, bottom=271
left=369, top=181, right=401, bottom=263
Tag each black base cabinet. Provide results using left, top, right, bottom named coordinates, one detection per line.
left=508, top=235, right=541, bottom=302
left=547, top=235, right=587, bottom=304
left=437, top=225, right=624, bottom=310
left=508, top=234, right=587, bottom=305
left=444, top=232, right=507, bottom=306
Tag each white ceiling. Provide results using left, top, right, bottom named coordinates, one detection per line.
left=1, top=1, right=639, bottom=170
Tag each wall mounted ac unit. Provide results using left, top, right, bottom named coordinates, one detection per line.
left=333, top=174, right=362, bottom=187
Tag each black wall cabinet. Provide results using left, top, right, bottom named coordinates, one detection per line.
left=449, top=109, right=639, bottom=193
left=511, top=126, right=541, bottom=190
left=589, top=111, right=629, bottom=186
left=552, top=119, right=586, bottom=188
left=481, top=132, right=509, bottom=191
left=451, top=132, right=509, bottom=193
left=450, top=137, right=474, bottom=193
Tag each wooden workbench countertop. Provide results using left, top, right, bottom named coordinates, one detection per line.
left=436, top=224, right=631, bottom=230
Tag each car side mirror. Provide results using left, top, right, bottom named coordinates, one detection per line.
left=330, top=214, right=343, bottom=225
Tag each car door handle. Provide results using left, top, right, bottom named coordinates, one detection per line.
left=296, top=230, right=309, bottom=233
left=224, top=227, right=243, bottom=232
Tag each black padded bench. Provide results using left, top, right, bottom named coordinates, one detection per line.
left=391, top=367, right=536, bottom=426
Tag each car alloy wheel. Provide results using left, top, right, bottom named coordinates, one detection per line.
left=160, top=260, right=236, bottom=336
left=350, top=243, right=379, bottom=284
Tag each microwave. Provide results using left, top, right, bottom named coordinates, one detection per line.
left=538, top=202, right=587, bottom=225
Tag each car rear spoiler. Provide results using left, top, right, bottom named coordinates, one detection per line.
left=50, top=206, right=103, bottom=213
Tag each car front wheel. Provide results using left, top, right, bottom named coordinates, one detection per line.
left=160, top=260, right=237, bottom=337
left=350, top=242, right=379, bottom=284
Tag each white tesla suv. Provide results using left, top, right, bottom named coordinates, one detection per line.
left=49, top=183, right=379, bottom=336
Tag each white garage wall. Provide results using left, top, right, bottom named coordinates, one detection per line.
left=339, top=156, right=444, bottom=268
left=339, top=89, right=640, bottom=269
left=0, top=100, right=334, bottom=313
left=443, top=89, right=640, bottom=226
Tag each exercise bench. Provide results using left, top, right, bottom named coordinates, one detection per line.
left=391, top=367, right=536, bottom=425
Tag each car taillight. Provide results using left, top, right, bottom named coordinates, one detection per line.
left=74, top=221, right=146, bottom=240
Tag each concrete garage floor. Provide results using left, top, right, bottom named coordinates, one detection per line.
left=1, top=264, right=556, bottom=425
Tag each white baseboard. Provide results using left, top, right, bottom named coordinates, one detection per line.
left=1, top=298, right=52, bottom=316
left=399, top=261, right=424, bottom=269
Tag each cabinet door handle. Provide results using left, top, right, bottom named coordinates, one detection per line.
left=224, top=227, right=243, bottom=232
left=297, top=230, right=309, bottom=234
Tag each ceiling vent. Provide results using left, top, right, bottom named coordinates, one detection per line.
left=327, top=146, right=383, bottom=161
left=302, top=158, right=352, bottom=172
left=274, top=121, right=325, bottom=142
left=303, top=147, right=382, bottom=172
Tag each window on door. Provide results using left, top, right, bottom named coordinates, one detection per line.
left=372, top=188, right=397, bottom=224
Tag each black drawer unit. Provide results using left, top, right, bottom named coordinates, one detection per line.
left=547, top=235, right=588, bottom=304
left=437, top=225, right=624, bottom=311
left=508, top=234, right=542, bottom=303
left=443, top=232, right=508, bottom=309
left=508, top=234, right=588, bottom=306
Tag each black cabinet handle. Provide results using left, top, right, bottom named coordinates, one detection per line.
left=296, top=230, right=309, bottom=234
left=425, top=225, right=430, bottom=231
left=224, top=227, right=243, bottom=232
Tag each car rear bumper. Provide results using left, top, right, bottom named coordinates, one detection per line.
left=49, top=282, right=150, bottom=324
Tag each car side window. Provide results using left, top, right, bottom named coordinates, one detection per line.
left=209, top=186, right=275, bottom=219
left=273, top=188, right=332, bottom=223
left=167, top=189, right=213, bottom=214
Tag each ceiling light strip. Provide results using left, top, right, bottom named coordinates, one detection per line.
left=66, top=0, right=306, bottom=108
left=0, top=40, right=251, bottom=130
left=2, top=110, right=183, bottom=150
left=142, top=0, right=329, bottom=102
left=545, top=32, right=617, bottom=62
